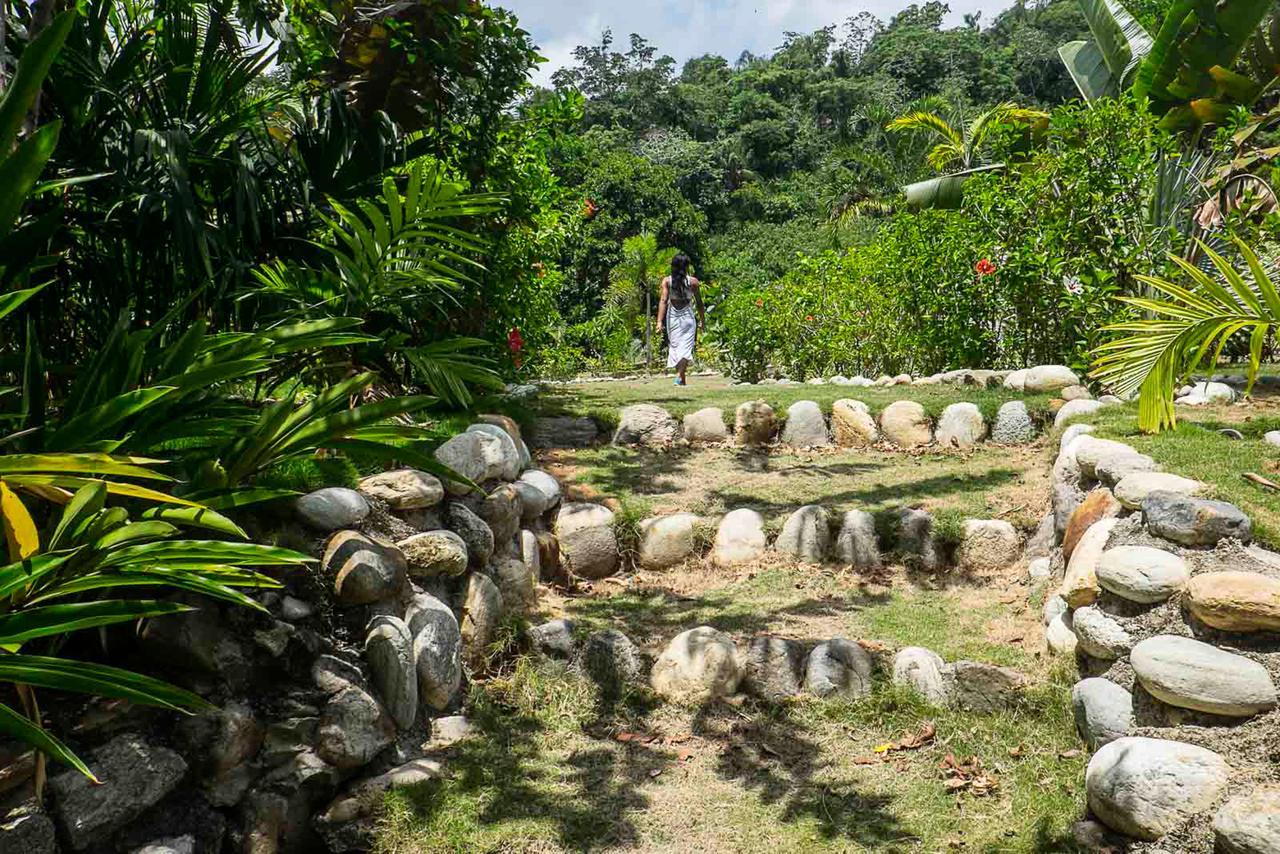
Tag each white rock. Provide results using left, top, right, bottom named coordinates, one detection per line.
left=518, top=469, right=562, bottom=506
left=638, top=513, right=701, bottom=570
left=879, top=400, right=932, bottom=448
left=774, top=505, right=830, bottom=563
left=1131, top=635, right=1278, bottom=717
left=1046, top=612, right=1078, bottom=656
left=1214, top=784, right=1280, bottom=854
left=1060, top=518, right=1118, bottom=608
left=682, top=408, right=728, bottom=444
left=1003, top=369, right=1028, bottom=392
left=466, top=423, right=521, bottom=481
left=1113, top=472, right=1205, bottom=510
left=1096, top=546, right=1189, bottom=603
left=1086, top=737, right=1229, bottom=841
left=358, top=470, right=444, bottom=509
left=613, top=404, right=680, bottom=446
left=935, top=402, right=988, bottom=448
left=555, top=503, right=619, bottom=579
left=1265, top=430, right=1280, bottom=448
left=1185, top=381, right=1237, bottom=403
left=1025, top=365, right=1081, bottom=393
left=781, top=400, right=831, bottom=446
left=1072, top=678, right=1134, bottom=749
left=650, top=627, right=741, bottom=703
left=892, top=647, right=951, bottom=705
left=1071, top=606, right=1133, bottom=660
left=1055, top=399, right=1103, bottom=428
left=1073, top=437, right=1138, bottom=479
left=434, top=432, right=505, bottom=494
left=956, top=519, right=1020, bottom=573
left=712, top=509, right=767, bottom=566
left=831, top=399, right=878, bottom=446
left=992, top=400, right=1036, bottom=443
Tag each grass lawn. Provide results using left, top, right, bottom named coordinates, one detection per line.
left=372, top=376, right=1280, bottom=853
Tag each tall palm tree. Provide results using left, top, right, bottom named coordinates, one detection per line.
left=604, top=233, right=678, bottom=370
left=886, top=102, right=1049, bottom=172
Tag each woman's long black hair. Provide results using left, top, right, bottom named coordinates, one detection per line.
left=670, top=253, right=691, bottom=302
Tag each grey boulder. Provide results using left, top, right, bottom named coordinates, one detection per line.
left=781, top=400, right=831, bottom=446
left=296, top=488, right=370, bottom=532
left=804, top=638, right=873, bottom=699
left=743, top=635, right=805, bottom=700
left=1132, top=635, right=1277, bottom=717
left=1143, top=491, right=1252, bottom=546
left=49, top=735, right=188, bottom=851
left=365, top=615, right=417, bottom=730
left=1072, top=678, right=1134, bottom=749
left=1086, top=737, right=1229, bottom=841
left=775, top=505, right=830, bottom=563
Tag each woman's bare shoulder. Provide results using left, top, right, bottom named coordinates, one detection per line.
left=690, top=276, right=701, bottom=288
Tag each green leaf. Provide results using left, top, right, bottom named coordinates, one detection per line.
left=0, top=654, right=213, bottom=712
left=97, top=540, right=312, bottom=569
left=0, top=701, right=97, bottom=782
left=139, top=506, right=247, bottom=539
left=0, top=123, right=62, bottom=240
left=0, top=600, right=192, bottom=645
left=0, top=11, right=75, bottom=154
left=0, top=284, right=48, bottom=323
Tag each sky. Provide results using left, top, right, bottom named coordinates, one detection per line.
left=496, top=0, right=1017, bottom=86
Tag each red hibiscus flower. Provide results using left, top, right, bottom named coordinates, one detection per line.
left=508, top=327, right=524, bottom=369
left=756, top=298, right=764, bottom=307
left=582, top=198, right=600, bottom=219
left=975, top=258, right=997, bottom=276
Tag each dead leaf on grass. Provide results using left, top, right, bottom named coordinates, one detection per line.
left=1058, top=749, right=1082, bottom=760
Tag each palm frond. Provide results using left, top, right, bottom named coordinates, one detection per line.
left=1091, top=237, right=1278, bottom=432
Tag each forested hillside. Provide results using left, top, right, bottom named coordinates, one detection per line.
left=537, top=1, right=1091, bottom=357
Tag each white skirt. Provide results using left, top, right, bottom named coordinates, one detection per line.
left=666, top=305, right=697, bottom=368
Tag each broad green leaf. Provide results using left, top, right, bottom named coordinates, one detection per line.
left=0, top=11, right=75, bottom=153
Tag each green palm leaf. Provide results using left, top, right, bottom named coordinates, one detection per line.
left=1091, top=237, right=1278, bottom=432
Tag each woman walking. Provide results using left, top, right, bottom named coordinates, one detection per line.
left=656, top=254, right=703, bottom=386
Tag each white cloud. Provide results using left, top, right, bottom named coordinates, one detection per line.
left=498, top=0, right=1015, bottom=85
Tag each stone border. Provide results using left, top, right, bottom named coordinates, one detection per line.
left=1034, top=417, right=1280, bottom=849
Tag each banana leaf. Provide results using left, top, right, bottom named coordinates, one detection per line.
left=903, top=164, right=1005, bottom=209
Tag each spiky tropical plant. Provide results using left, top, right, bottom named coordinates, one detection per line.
left=1091, top=238, right=1279, bottom=432
left=249, top=159, right=506, bottom=406
left=0, top=467, right=309, bottom=786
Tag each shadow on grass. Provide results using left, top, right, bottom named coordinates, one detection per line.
left=690, top=701, right=914, bottom=848
left=707, top=466, right=1023, bottom=516
left=566, top=585, right=893, bottom=644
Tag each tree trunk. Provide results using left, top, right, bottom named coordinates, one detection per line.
left=644, top=286, right=652, bottom=372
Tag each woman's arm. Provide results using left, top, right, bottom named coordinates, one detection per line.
left=656, top=278, right=669, bottom=334
left=692, top=278, right=706, bottom=327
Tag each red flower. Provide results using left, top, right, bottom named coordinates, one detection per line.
left=508, top=327, right=524, bottom=369
left=975, top=258, right=997, bottom=276
left=756, top=298, right=764, bottom=308
left=805, top=314, right=814, bottom=322
left=582, top=198, right=600, bottom=219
